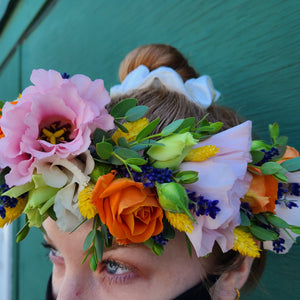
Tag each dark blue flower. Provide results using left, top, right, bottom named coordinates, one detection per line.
left=290, top=183, right=300, bottom=196
left=256, top=147, right=279, bottom=166
left=0, top=195, right=18, bottom=208
left=240, top=202, right=253, bottom=218
left=285, top=201, right=298, bottom=209
left=272, top=238, right=286, bottom=253
left=61, top=72, right=70, bottom=79
left=187, top=191, right=221, bottom=219
left=0, top=205, right=6, bottom=219
left=152, top=233, right=168, bottom=246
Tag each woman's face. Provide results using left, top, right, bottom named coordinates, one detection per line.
left=43, top=218, right=208, bottom=300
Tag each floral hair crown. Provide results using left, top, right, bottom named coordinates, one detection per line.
left=0, top=69, right=300, bottom=271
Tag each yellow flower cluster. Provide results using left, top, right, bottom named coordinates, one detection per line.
left=165, top=211, right=193, bottom=233
left=78, top=184, right=97, bottom=219
left=112, top=118, right=149, bottom=144
left=232, top=227, right=261, bottom=258
left=0, top=197, right=27, bottom=228
left=184, top=145, right=219, bottom=162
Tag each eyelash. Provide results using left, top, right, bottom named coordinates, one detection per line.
left=42, top=242, right=136, bottom=284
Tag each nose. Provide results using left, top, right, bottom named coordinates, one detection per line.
left=56, top=270, right=88, bottom=300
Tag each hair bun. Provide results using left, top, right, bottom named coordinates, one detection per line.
left=119, top=44, right=199, bottom=82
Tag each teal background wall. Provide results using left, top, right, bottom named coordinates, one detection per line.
left=0, top=0, right=299, bottom=299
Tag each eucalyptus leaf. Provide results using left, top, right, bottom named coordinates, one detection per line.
left=276, top=136, right=288, bottom=146
left=114, top=120, right=129, bottom=133
left=136, top=118, right=160, bottom=141
left=260, top=162, right=282, bottom=175
left=161, top=119, right=184, bottom=136
left=90, top=253, right=98, bottom=271
left=95, top=230, right=104, bottom=262
left=273, top=172, right=288, bottom=183
left=128, top=164, right=142, bottom=172
left=269, top=123, right=279, bottom=142
left=289, top=225, right=300, bottom=235
left=93, top=128, right=110, bottom=144
left=240, top=211, right=251, bottom=226
left=125, top=105, right=148, bottom=121
left=266, top=214, right=289, bottom=228
left=125, top=157, right=147, bottom=165
left=16, top=222, right=30, bottom=243
left=250, top=225, right=279, bottom=241
left=110, top=98, right=137, bottom=118
left=96, top=142, right=113, bottom=160
left=152, top=243, right=164, bottom=256
left=83, top=230, right=96, bottom=251
left=175, top=117, right=195, bottom=133
left=118, top=137, right=129, bottom=148
left=250, top=150, right=265, bottom=164
left=281, top=157, right=300, bottom=172
left=114, top=147, right=143, bottom=160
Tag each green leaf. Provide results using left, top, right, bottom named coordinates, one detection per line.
left=185, top=234, right=193, bottom=258
left=136, top=118, right=160, bottom=141
left=90, top=253, right=98, bottom=271
left=128, top=164, right=142, bottom=172
left=289, top=225, right=300, bottom=235
left=251, top=140, right=269, bottom=151
left=162, top=217, right=175, bottom=240
left=175, top=117, right=195, bottom=133
left=95, top=230, right=104, bottom=262
left=266, top=214, right=289, bottom=228
left=250, top=225, right=279, bottom=241
left=281, top=157, right=300, bottom=172
left=0, top=100, right=5, bottom=110
left=92, top=128, right=110, bottom=144
left=125, top=105, right=148, bottom=121
left=96, top=142, right=113, bottom=160
left=110, top=98, right=138, bottom=118
left=240, top=211, right=251, bottom=226
left=276, top=136, right=288, bottom=146
left=114, top=120, right=129, bottom=133
left=81, top=247, right=93, bottom=264
left=0, top=167, right=10, bottom=186
left=260, top=162, right=282, bottom=175
left=16, top=222, right=30, bottom=242
left=47, top=206, right=57, bottom=221
left=117, top=137, right=129, bottom=148
left=152, top=243, right=164, bottom=255
left=255, top=214, right=269, bottom=225
left=125, top=157, right=147, bottom=165
left=269, top=123, right=279, bottom=142
left=273, top=172, right=288, bottom=183
left=161, top=119, right=185, bottom=136
left=130, top=140, right=162, bottom=151
left=114, top=147, right=143, bottom=160
left=250, top=150, right=265, bottom=164
left=83, top=230, right=96, bottom=251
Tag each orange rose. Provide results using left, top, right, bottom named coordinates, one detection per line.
left=92, top=171, right=163, bottom=245
left=242, top=166, right=278, bottom=214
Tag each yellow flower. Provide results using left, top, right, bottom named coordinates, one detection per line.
left=112, top=118, right=149, bottom=144
left=184, top=145, right=219, bottom=162
left=0, top=197, right=27, bottom=228
left=78, top=183, right=97, bottom=219
left=232, top=227, right=261, bottom=258
left=165, top=211, right=193, bottom=233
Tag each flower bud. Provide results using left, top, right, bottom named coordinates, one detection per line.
left=147, top=133, right=197, bottom=169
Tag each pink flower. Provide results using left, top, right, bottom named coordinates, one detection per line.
left=0, top=69, right=114, bottom=186
left=180, top=121, right=253, bottom=257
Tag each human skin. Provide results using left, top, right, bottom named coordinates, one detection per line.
left=43, top=218, right=254, bottom=300
left=43, top=218, right=208, bottom=300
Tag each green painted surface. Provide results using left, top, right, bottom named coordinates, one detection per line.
left=0, top=0, right=299, bottom=299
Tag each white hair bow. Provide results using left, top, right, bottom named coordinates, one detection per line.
left=110, top=65, right=221, bottom=108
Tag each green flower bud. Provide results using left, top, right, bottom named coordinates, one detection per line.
left=156, top=182, right=195, bottom=221
left=147, top=133, right=197, bottom=169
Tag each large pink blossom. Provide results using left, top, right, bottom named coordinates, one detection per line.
left=180, top=121, right=253, bottom=257
left=0, top=69, right=114, bottom=186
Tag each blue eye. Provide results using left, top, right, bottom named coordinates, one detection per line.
left=105, top=260, right=130, bottom=275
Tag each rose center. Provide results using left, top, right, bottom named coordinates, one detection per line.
left=39, top=120, right=73, bottom=145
